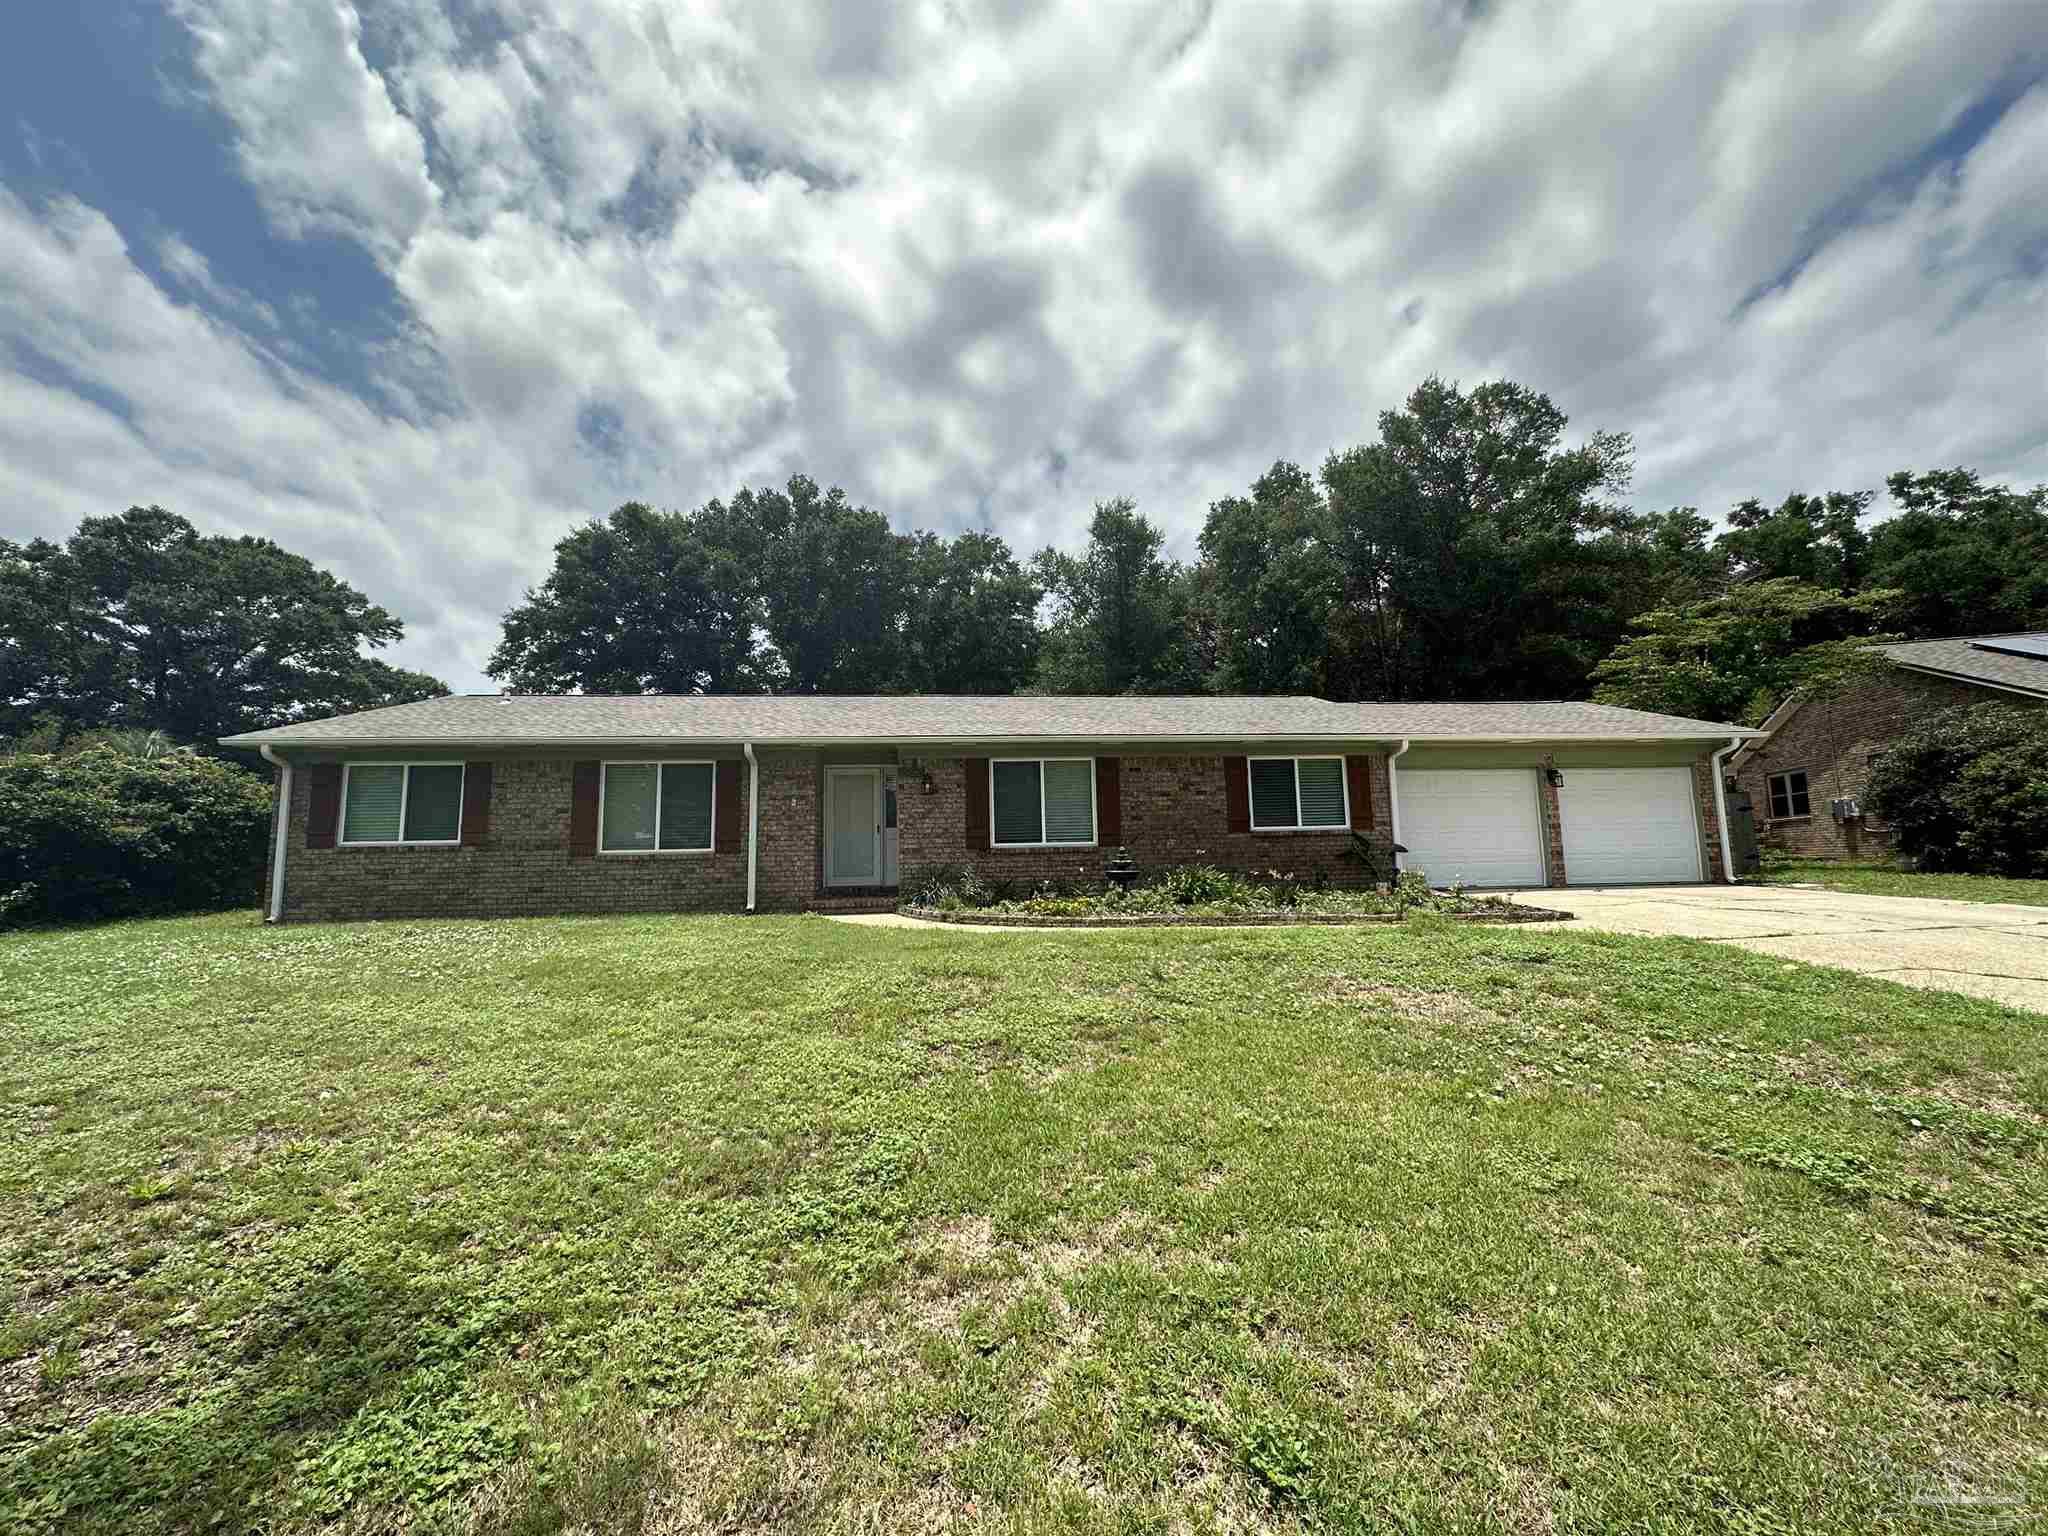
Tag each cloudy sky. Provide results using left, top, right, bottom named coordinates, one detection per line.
left=3, top=2, right=2044, bottom=692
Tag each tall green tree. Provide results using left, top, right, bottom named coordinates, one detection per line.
left=899, top=531, right=1041, bottom=693
left=490, top=501, right=769, bottom=694
left=1033, top=499, right=1194, bottom=693
left=1197, top=462, right=1345, bottom=695
left=1589, top=579, right=1900, bottom=725
left=0, top=506, right=444, bottom=747
left=741, top=476, right=907, bottom=694
left=1866, top=469, right=2048, bottom=637
left=1717, top=491, right=1874, bottom=590
left=1320, top=377, right=1639, bottom=699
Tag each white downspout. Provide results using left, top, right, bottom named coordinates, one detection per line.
left=741, top=742, right=759, bottom=913
left=1710, top=735, right=1742, bottom=885
left=259, top=745, right=291, bottom=922
left=1386, top=738, right=1411, bottom=873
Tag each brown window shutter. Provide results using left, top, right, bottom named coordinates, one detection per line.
left=461, top=762, right=493, bottom=846
left=1095, top=756, right=1122, bottom=844
left=305, top=763, right=341, bottom=849
left=569, top=760, right=600, bottom=858
left=1224, top=755, right=1250, bottom=834
left=715, top=759, right=741, bottom=850
left=963, top=757, right=990, bottom=851
left=1346, top=755, right=1373, bottom=830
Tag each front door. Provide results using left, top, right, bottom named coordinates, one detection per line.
left=826, top=768, right=880, bottom=886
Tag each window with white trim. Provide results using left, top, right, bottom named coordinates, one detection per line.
left=1767, top=769, right=1811, bottom=820
left=341, top=762, right=464, bottom=845
left=1248, top=756, right=1348, bottom=830
left=991, top=757, right=1095, bottom=847
left=601, top=761, right=715, bottom=852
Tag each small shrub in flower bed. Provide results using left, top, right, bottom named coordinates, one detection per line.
left=905, top=865, right=1519, bottom=920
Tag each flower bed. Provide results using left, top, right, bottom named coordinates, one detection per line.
left=902, top=865, right=1571, bottom=926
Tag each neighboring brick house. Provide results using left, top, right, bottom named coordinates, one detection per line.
left=1731, top=633, right=2048, bottom=861
left=221, top=695, right=1760, bottom=922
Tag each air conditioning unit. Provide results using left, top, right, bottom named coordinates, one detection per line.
left=1830, top=797, right=1861, bottom=822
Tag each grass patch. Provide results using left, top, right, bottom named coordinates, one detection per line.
left=1760, top=857, right=2048, bottom=907
left=2, top=910, right=2046, bottom=1532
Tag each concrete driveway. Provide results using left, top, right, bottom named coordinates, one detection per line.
left=1511, top=884, right=2048, bottom=1013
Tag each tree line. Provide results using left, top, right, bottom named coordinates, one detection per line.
left=6, top=375, right=2046, bottom=758
left=487, top=376, right=2048, bottom=718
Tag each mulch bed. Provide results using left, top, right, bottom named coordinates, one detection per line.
left=900, top=904, right=1574, bottom=928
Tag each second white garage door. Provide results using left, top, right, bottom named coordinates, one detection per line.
left=1400, top=769, right=1547, bottom=887
left=1558, top=768, right=1702, bottom=884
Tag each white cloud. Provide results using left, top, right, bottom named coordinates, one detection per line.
left=171, top=0, right=438, bottom=252
left=5, top=0, right=2045, bottom=694
left=0, top=190, right=540, bottom=687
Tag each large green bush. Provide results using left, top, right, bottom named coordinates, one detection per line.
left=0, top=747, right=273, bottom=925
left=1865, top=702, right=2048, bottom=876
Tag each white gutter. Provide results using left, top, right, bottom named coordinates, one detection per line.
left=221, top=731, right=1764, bottom=753
left=741, top=741, right=759, bottom=913
left=1386, top=738, right=1411, bottom=872
left=1710, top=734, right=1741, bottom=884
left=259, top=745, right=291, bottom=922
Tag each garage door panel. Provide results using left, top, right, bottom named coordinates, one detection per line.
left=1558, top=768, right=1701, bottom=885
left=1400, top=769, right=1546, bottom=888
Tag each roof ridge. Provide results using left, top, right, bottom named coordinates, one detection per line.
left=1877, top=631, right=2048, bottom=647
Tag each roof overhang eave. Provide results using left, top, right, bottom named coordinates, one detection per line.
left=223, top=728, right=1764, bottom=752
left=1886, top=662, right=2048, bottom=701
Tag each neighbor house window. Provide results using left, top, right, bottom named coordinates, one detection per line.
left=340, top=763, right=464, bottom=845
left=991, top=757, right=1095, bottom=847
left=1249, top=756, right=1348, bottom=830
left=601, top=761, right=715, bottom=852
left=1767, top=769, right=1811, bottom=819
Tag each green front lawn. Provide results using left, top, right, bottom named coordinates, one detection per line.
left=3, top=912, right=2045, bottom=1533
left=1760, top=856, right=2048, bottom=907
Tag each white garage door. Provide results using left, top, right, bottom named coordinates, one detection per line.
left=1558, top=768, right=1702, bottom=884
left=1400, top=770, right=1547, bottom=887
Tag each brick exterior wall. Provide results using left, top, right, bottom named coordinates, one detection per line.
left=275, top=752, right=827, bottom=921
left=272, top=742, right=1728, bottom=921
left=896, top=752, right=1396, bottom=894
left=1695, top=758, right=1727, bottom=883
left=1536, top=773, right=1568, bottom=886
left=1733, top=669, right=2031, bottom=861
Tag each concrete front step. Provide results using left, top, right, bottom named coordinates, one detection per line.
left=803, top=893, right=901, bottom=914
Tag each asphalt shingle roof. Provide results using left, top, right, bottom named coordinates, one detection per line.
left=221, top=693, right=1758, bottom=749
left=1875, top=634, right=2048, bottom=697
left=1339, top=701, right=1760, bottom=738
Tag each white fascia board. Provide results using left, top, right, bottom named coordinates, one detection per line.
left=240, top=729, right=1762, bottom=754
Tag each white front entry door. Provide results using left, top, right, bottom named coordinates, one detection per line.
left=1399, top=769, right=1548, bottom=888
left=826, top=769, right=881, bottom=886
left=1557, top=768, right=1703, bottom=884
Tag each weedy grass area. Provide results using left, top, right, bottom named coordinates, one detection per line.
left=1759, top=857, right=2048, bottom=908
left=2, top=911, right=2045, bottom=1533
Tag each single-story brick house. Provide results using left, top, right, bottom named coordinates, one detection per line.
left=220, top=694, right=1762, bottom=922
left=1730, top=632, right=2048, bottom=862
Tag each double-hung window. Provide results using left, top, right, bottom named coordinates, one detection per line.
left=1249, top=756, right=1348, bottom=830
left=1767, top=769, right=1811, bottom=819
left=601, top=761, right=715, bottom=852
left=991, top=757, right=1095, bottom=847
left=341, top=763, right=464, bottom=845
